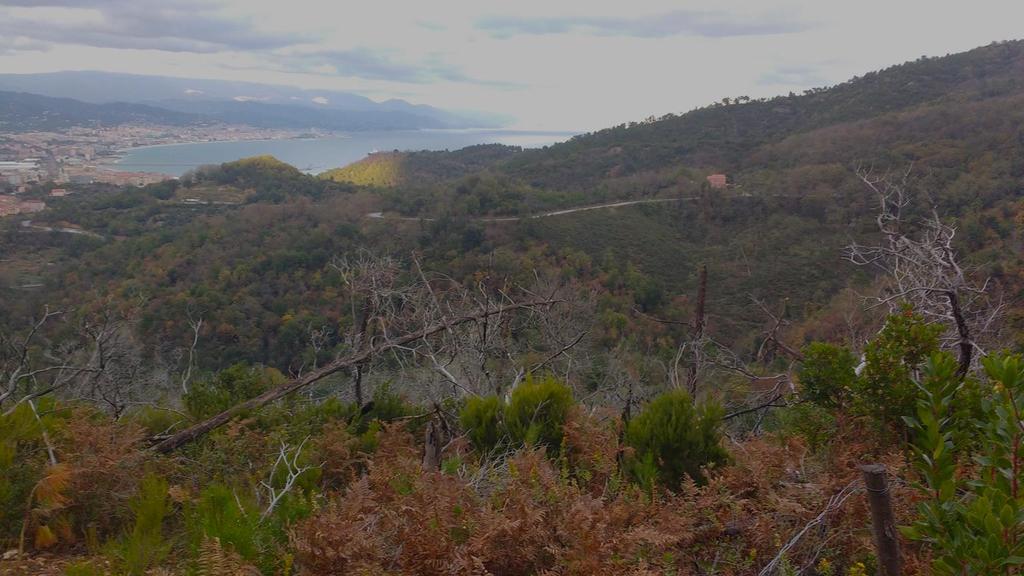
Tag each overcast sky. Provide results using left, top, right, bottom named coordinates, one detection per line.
left=0, top=0, right=1021, bottom=130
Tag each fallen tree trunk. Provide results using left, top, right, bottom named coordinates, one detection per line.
left=153, top=298, right=559, bottom=453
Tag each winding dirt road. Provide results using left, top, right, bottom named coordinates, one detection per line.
left=21, top=220, right=104, bottom=239
left=366, top=196, right=697, bottom=222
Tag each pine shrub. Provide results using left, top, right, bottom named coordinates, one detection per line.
left=458, top=395, right=503, bottom=454
left=503, top=375, right=574, bottom=451
left=110, top=473, right=171, bottom=575
left=623, top=389, right=728, bottom=488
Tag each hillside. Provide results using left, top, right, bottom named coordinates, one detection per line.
left=3, top=40, right=1024, bottom=575
left=0, top=71, right=502, bottom=131
left=319, top=144, right=523, bottom=187
left=0, top=90, right=203, bottom=131
left=339, top=40, right=1024, bottom=221
left=7, top=41, right=1024, bottom=365
left=496, top=40, right=1024, bottom=192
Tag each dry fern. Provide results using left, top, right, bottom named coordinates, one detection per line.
left=196, top=537, right=261, bottom=576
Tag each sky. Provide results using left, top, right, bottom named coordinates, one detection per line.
left=0, top=0, right=1022, bottom=131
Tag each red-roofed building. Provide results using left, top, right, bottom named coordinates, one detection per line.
left=706, top=174, right=728, bottom=189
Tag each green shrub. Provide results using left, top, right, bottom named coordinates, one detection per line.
left=354, top=383, right=418, bottom=433
left=624, top=389, right=728, bottom=488
left=459, top=395, right=504, bottom=453
left=108, top=473, right=171, bottom=575
left=126, top=405, right=187, bottom=437
left=856, top=309, right=942, bottom=429
left=774, top=402, right=836, bottom=452
left=902, top=352, right=1024, bottom=574
left=187, top=483, right=262, bottom=564
left=504, top=375, right=574, bottom=450
left=798, top=342, right=857, bottom=409
left=186, top=479, right=310, bottom=574
left=184, top=364, right=284, bottom=420
left=0, top=400, right=57, bottom=544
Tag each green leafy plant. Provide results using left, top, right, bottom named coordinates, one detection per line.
left=902, top=352, right=1024, bottom=574
left=856, top=308, right=942, bottom=430
left=775, top=401, right=836, bottom=452
left=623, top=389, right=728, bottom=488
left=187, top=483, right=262, bottom=565
left=798, top=342, right=857, bottom=409
left=184, top=364, right=284, bottom=420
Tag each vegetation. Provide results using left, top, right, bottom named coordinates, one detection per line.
left=623, top=389, right=728, bottom=488
left=3, top=40, right=1024, bottom=574
left=903, top=353, right=1024, bottom=574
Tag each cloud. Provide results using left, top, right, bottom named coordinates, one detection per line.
left=0, top=0, right=305, bottom=53
left=286, top=48, right=519, bottom=88
left=477, top=9, right=807, bottom=39
left=0, top=35, right=50, bottom=55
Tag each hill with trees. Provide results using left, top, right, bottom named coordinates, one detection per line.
left=0, top=90, right=203, bottom=131
left=1, top=40, right=1024, bottom=575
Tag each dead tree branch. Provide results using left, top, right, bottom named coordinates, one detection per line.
left=152, top=298, right=562, bottom=452
left=844, top=166, right=1000, bottom=375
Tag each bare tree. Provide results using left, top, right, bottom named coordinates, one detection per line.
left=67, top=307, right=173, bottom=419
left=259, top=437, right=317, bottom=522
left=844, top=167, right=1002, bottom=376
left=331, top=251, right=405, bottom=405
left=179, top=312, right=203, bottom=394
left=1, top=307, right=100, bottom=415
left=152, top=291, right=563, bottom=452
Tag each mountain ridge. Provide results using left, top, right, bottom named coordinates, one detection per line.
left=0, top=71, right=504, bottom=132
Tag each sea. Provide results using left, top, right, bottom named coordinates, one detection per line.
left=112, top=129, right=576, bottom=177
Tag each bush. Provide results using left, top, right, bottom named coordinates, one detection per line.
left=902, top=352, right=1024, bottom=574
left=624, top=389, right=728, bottom=488
left=108, top=473, right=171, bottom=575
left=856, top=309, right=942, bottom=429
left=0, top=401, right=51, bottom=546
left=186, top=483, right=262, bottom=564
left=353, top=384, right=418, bottom=433
left=184, top=364, right=284, bottom=420
left=798, top=342, right=857, bottom=409
left=774, top=402, right=836, bottom=452
left=459, top=395, right=504, bottom=454
left=503, top=376, right=574, bottom=450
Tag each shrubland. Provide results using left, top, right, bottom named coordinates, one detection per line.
left=2, top=41, right=1024, bottom=575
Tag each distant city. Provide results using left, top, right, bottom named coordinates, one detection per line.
left=0, top=123, right=319, bottom=188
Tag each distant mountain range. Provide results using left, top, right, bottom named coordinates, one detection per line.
left=0, top=90, right=202, bottom=131
left=0, top=71, right=506, bottom=132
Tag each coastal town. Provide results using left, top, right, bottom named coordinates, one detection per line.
left=0, top=123, right=312, bottom=211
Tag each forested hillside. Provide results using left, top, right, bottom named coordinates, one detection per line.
left=0, top=91, right=203, bottom=131
left=2, top=41, right=1024, bottom=575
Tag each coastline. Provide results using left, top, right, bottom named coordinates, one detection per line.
left=96, top=132, right=338, bottom=173
left=104, top=128, right=576, bottom=177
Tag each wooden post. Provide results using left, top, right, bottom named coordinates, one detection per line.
left=422, top=418, right=442, bottom=471
left=686, top=263, right=708, bottom=395
left=860, top=464, right=902, bottom=576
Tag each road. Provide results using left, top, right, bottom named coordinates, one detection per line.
left=366, top=196, right=697, bottom=222
left=21, top=220, right=104, bottom=239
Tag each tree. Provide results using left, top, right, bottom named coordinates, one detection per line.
left=845, top=167, right=1002, bottom=378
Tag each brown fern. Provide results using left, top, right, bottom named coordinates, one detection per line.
left=196, top=537, right=260, bottom=576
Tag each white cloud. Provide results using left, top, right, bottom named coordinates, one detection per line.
left=0, top=0, right=1022, bottom=130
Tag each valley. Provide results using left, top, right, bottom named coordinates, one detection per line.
left=2, top=39, right=1024, bottom=576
